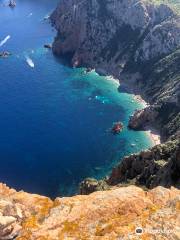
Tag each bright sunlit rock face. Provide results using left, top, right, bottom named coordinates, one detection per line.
left=0, top=183, right=179, bottom=240
left=0, top=0, right=179, bottom=239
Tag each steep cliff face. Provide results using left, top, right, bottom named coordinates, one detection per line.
left=51, top=0, right=180, bottom=141
left=0, top=183, right=179, bottom=239
left=129, top=48, right=180, bottom=140
left=51, top=0, right=180, bottom=191
left=51, top=0, right=179, bottom=70
left=108, top=139, right=180, bottom=188
left=79, top=139, right=180, bottom=194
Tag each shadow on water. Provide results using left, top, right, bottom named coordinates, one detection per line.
left=53, top=52, right=74, bottom=67
left=0, top=0, right=154, bottom=198
left=118, top=84, right=133, bottom=94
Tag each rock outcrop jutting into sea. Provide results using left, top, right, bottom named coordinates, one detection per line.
left=51, top=0, right=180, bottom=190
left=51, top=0, right=180, bottom=139
left=0, top=1, right=179, bottom=239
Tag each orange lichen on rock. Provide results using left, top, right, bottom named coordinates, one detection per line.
left=0, top=184, right=179, bottom=239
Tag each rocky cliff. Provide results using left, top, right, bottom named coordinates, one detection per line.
left=80, top=139, right=180, bottom=195
left=128, top=48, right=180, bottom=140
left=51, top=0, right=180, bottom=192
left=51, top=0, right=180, bottom=140
left=108, top=139, right=180, bottom=188
left=0, top=2, right=180, bottom=239
left=0, top=183, right=179, bottom=239
left=51, top=0, right=179, bottom=69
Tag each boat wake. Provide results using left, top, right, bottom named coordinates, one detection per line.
left=0, top=35, right=10, bottom=47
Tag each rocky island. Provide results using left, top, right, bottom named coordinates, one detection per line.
left=0, top=0, right=179, bottom=239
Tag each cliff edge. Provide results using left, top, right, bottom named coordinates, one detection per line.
left=0, top=183, right=179, bottom=239
left=51, top=0, right=180, bottom=191
left=51, top=0, right=180, bottom=141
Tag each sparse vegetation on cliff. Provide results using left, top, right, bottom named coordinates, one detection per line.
left=151, top=0, right=180, bottom=13
left=51, top=0, right=180, bottom=193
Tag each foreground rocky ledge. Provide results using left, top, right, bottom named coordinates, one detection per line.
left=0, top=183, right=179, bottom=239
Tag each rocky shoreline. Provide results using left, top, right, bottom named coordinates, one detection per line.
left=51, top=0, right=180, bottom=139
left=0, top=1, right=179, bottom=239
left=146, top=129, right=161, bottom=145
left=51, top=0, right=180, bottom=193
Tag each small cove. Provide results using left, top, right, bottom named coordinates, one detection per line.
left=0, top=0, right=153, bottom=197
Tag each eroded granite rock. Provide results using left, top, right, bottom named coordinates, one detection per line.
left=79, top=178, right=110, bottom=195
left=51, top=0, right=179, bottom=73
left=0, top=183, right=53, bottom=240
left=108, top=139, right=180, bottom=189
left=51, top=0, right=180, bottom=198
left=0, top=183, right=179, bottom=240
left=51, top=0, right=180, bottom=141
left=128, top=106, right=158, bottom=130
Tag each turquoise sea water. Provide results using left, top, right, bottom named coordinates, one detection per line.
left=0, top=0, right=153, bottom=197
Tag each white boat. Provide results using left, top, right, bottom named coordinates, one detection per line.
left=0, top=35, right=10, bottom=47
left=26, top=56, right=35, bottom=68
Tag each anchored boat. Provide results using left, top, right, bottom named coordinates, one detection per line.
left=0, top=51, right=11, bottom=58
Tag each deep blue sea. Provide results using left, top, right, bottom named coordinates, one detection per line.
left=0, top=0, right=153, bottom=197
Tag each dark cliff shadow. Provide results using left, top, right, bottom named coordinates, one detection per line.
left=117, top=84, right=133, bottom=94
left=53, top=53, right=73, bottom=68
